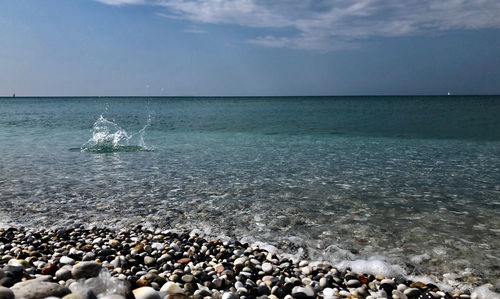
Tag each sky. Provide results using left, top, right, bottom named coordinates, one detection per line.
left=1, top=0, right=500, bottom=96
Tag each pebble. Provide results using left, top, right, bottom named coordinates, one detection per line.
left=144, top=256, right=156, bottom=266
left=403, top=287, right=420, bottom=297
left=221, top=292, right=236, bottom=299
left=0, top=226, right=470, bottom=299
left=346, top=279, right=362, bottom=288
left=132, top=287, right=161, bottom=299
left=234, top=257, right=247, bottom=267
left=181, top=274, right=194, bottom=283
left=55, top=268, right=73, bottom=281
left=322, top=288, right=335, bottom=296
left=262, top=262, right=273, bottom=273
left=59, top=256, right=75, bottom=265
left=381, top=278, right=396, bottom=285
left=0, top=287, right=14, bottom=299
left=11, top=280, right=71, bottom=299
left=160, top=282, right=184, bottom=294
left=392, top=289, right=408, bottom=299
left=291, top=286, right=315, bottom=298
left=72, top=261, right=102, bottom=279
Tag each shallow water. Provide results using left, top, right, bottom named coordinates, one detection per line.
left=0, top=96, right=499, bottom=287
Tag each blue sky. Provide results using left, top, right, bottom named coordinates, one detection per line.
left=1, top=0, right=499, bottom=96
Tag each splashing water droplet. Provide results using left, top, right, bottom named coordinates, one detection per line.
left=80, top=115, right=153, bottom=153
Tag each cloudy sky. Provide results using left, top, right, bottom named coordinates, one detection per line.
left=1, top=0, right=500, bottom=95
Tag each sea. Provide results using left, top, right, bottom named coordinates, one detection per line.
left=0, top=96, right=499, bottom=289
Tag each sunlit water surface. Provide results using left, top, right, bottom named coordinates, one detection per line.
left=0, top=96, right=498, bottom=287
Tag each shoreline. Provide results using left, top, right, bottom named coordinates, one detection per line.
left=0, top=225, right=498, bottom=299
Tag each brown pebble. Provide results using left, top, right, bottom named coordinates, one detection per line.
left=109, top=240, right=120, bottom=248
left=410, top=281, right=426, bottom=288
left=41, top=263, right=58, bottom=275
left=215, top=265, right=225, bottom=274
left=357, top=275, right=369, bottom=284
left=134, top=244, right=144, bottom=253
left=178, top=258, right=191, bottom=264
left=375, top=275, right=385, bottom=280
left=136, top=279, right=149, bottom=287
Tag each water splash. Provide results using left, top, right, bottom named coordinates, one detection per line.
left=80, top=115, right=152, bottom=153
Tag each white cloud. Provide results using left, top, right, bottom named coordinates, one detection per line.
left=95, top=0, right=500, bottom=50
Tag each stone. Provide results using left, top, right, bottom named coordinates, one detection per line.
left=322, top=288, right=334, bottom=296
left=357, top=274, right=369, bottom=284
left=133, top=287, right=161, bottom=299
left=236, top=287, right=248, bottom=295
left=109, top=239, right=121, bottom=248
left=56, top=268, right=73, bottom=281
left=257, top=285, right=271, bottom=295
left=41, top=263, right=58, bottom=276
left=183, top=283, right=196, bottom=294
left=160, top=282, right=184, bottom=294
left=392, top=289, right=408, bottom=299
left=319, top=277, right=328, bottom=288
left=144, top=256, right=156, bottom=266
left=0, top=287, right=14, bottom=299
left=72, top=261, right=102, bottom=279
left=136, top=279, right=149, bottom=287
left=262, top=262, right=273, bottom=273
left=291, top=286, right=315, bottom=298
left=353, top=287, right=368, bottom=297
left=346, top=279, right=362, bottom=288
left=221, top=292, right=236, bottom=299
left=403, top=287, right=421, bottom=297
left=397, top=284, right=407, bottom=292
left=8, top=259, right=29, bottom=269
left=170, top=243, right=180, bottom=252
left=234, top=257, right=247, bottom=267
left=101, top=295, right=126, bottom=299
left=381, top=278, right=396, bottom=285
left=410, top=281, right=426, bottom=288
left=338, top=290, right=351, bottom=297
left=3, top=264, right=24, bottom=279
left=151, top=243, right=164, bottom=251
left=181, top=274, right=194, bottom=283
left=60, top=256, right=76, bottom=265
left=177, top=258, right=190, bottom=264
left=11, top=280, right=71, bottom=299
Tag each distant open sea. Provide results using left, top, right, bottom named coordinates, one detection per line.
left=0, top=96, right=499, bottom=286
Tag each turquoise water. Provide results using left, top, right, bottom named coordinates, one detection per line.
left=0, top=96, right=499, bottom=286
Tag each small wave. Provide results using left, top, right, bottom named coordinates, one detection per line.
left=78, top=115, right=152, bottom=153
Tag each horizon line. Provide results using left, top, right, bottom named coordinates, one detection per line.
left=2, top=94, right=500, bottom=98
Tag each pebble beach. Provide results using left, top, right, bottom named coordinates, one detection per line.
left=0, top=226, right=498, bottom=299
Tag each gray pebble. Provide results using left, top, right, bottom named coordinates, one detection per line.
left=59, top=256, right=75, bottom=265
left=55, top=268, right=72, bottom=281
left=0, top=287, right=14, bottom=299
left=262, top=262, right=273, bottom=273
left=11, top=280, right=71, bottom=299
left=72, top=261, right=102, bottom=279
left=291, top=286, right=315, bottom=298
left=403, top=287, right=420, bottom=297
left=221, top=292, right=236, bottom=299
left=346, top=279, right=361, bottom=288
